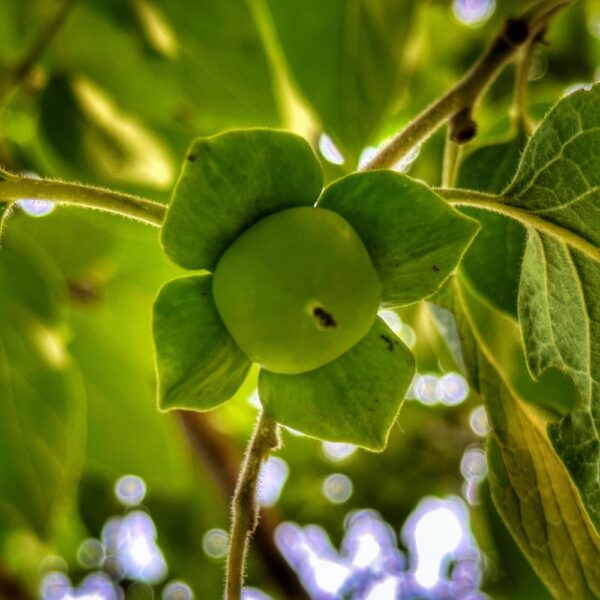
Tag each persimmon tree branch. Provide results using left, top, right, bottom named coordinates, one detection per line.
left=361, top=0, right=574, bottom=171
left=0, top=174, right=166, bottom=227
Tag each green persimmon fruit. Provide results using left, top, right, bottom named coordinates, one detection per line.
left=212, top=206, right=381, bottom=374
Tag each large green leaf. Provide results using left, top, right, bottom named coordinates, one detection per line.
left=457, top=135, right=527, bottom=315
left=260, top=0, right=416, bottom=162
left=153, top=275, right=251, bottom=411
left=161, top=129, right=323, bottom=271
left=436, top=277, right=600, bottom=599
left=0, top=232, right=85, bottom=539
left=318, top=171, right=479, bottom=307
left=501, top=86, right=600, bottom=530
left=484, top=368, right=600, bottom=600
left=259, top=317, right=415, bottom=451
left=53, top=0, right=280, bottom=140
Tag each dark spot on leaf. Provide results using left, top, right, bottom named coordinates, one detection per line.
left=313, top=306, right=336, bottom=329
left=432, top=264, right=440, bottom=272
left=380, top=334, right=397, bottom=352
left=187, top=153, right=197, bottom=163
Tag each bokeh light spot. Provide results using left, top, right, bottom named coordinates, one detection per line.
left=77, top=538, right=106, bottom=569
left=202, top=528, right=229, bottom=560
left=321, top=441, right=357, bottom=463
left=115, top=475, right=147, bottom=506
left=323, top=474, right=353, bottom=504
left=437, top=372, right=469, bottom=406
left=469, top=405, right=490, bottom=437
left=258, top=456, right=289, bottom=507
left=461, top=447, right=488, bottom=482
left=452, top=0, right=495, bottom=26
left=163, top=581, right=194, bottom=600
left=318, top=133, right=345, bottom=165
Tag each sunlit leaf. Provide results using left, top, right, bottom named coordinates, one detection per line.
left=318, top=171, right=479, bottom=307
left=153, top=275, right=252, bottom=411
left=259, top=317, right=415, bottom=451
left=436, top=277, right=600, bottom=599
left=161, top=129, right=323, bottom=270
left=260, top=0, right=417, bottom=162
left=502, top=86, right=600, bottom=530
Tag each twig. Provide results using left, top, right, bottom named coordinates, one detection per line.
left=179, top=412, right=309, bottom=600
left=226, top=411, right=280, bottom=600
left=0, top=175, right=165, bottom=227
left=512, top=36, right=540, bottom=134
left=437, top=187, right=600, bottom=263
left=442, top=132, right=463, bottom=188
left=361, top=0, right=574, bottom=171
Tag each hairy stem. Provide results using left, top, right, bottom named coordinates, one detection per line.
left=438, top=187, right=600, bottom=263
left=442, top=132, right=462, bottom=188
left=0, top=176, right=166, bottom=227
left=361, top=0, right=574, bottom=171
left=180, top=412, right=309, bottom=599
left=512, top=39, right=538, bottom=134
left=0, top=0, right=78, bottom=108
left=226, top=411, right=280, bottom=600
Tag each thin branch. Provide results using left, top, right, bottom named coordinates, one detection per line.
left=437, top=187, right=600, bottom=263
left=442, top=132, right=463, bottom=188
left=512, top=37, right=539, bottom=134
left=0, top=0, right=78, bottom=107
left=226, top=410, right=280, bottom=600
left=179, top=412, right=309, bottom=599
left=0, top=176, right=166, bottom=227
left=361, top=0, right=575, bottom=171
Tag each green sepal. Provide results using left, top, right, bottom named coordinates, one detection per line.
left=153, top=275, right=251, bottom=411
left=318, top=170, right=480, bottom=307
left=161, top=129, right=323, bottom=271
left=258, top=317, right=415, bottom=451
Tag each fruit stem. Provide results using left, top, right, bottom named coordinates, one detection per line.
left=0, top=174, right=166, bottom=227
left=226, top=409, right=281, bottom=600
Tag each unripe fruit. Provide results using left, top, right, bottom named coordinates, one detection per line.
left=212, top=207, right=380, bottom=374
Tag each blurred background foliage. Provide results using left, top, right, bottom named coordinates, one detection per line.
left=0, top=0, right=598, bottom=598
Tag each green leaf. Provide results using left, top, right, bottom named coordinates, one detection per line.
left=39, top=73, right=176, bottom=189
left=457, top=135, right=527, bottom=315
left=260, top=0, right=416, bottom=162
left=258, top=317, right=415, bottom=450
left=318, top=171, right=479, bottom=307
left=161, top=129, right=323, bottom=271
left=484, top=366, right=600, bottom=600
left=436, top=277, right=600, bottom=599
left=501, top=86, right=600, bottom=530
left=0, top=232, right=85, bottom=539
left=153, top=275, right=251, bottom=411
